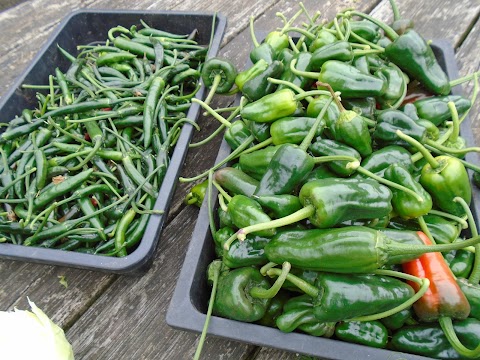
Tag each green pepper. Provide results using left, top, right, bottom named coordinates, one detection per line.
left=413, top=95, right=472, bottom=126
left=214, top=167, right=259, bottom=197
left=250, top=42, right=276, bottom=64
left=456, top=278, right=480, bottom=320
left=224, top=120, right=253, bottom=150
left=242, top=60, right=284, bottom=101
left=298, top=178, right=392, bottom=229
left=348, top=12, right=451, bottom=95
left=263, top=226, right=480, bottom=273
left=300, top=165, right=337, bottom=185
left=277, top=52, right=315, bottom=92
left=253, top=144, right=315, bottom=196
left=419, top=155, right=472, bottom=216
left=305, top=95, right=340, bottom=138
left=310, top=272, right=414, bottom=322
left=342, top=97, right=377, bottom=120
left=309, top=41, right=354, bottom=71
left=383, top=163, right=432, bottom=219
left=184, top=179, right=208, bottom=207
left=201, top=57, right=237, bottom=95
left=375, top=64, right=407, bottom=108
left=373, top=109, right=427, bottom=149
left=317, top=60, right=386, bottom=98
left=391, top=318, right=480, bottom=359
left=308, top=29, right=337, bottom=53
left=352, top=55, right=370, bottom=75
left=309, top=139, right=361, bottom=177
left=255, top=194, right=303, bottom=219
left=218, top=233, right=270, bottom=268
left=213, top=266, right=272, bottom=322
left=235, top=59, right=268, bottom=91
left=264, top=31, right=289, bottom=55
left=244, top=120, right=271, bottom=142
left=238, top=146, right=281, bottom=181
left=334, top=321, right=388, bottom=348
left=332, top=107, right=373, bottom=157
left=240, top=89, right=298, bottom=123
left=358, top=145, right=415, bottom=177
left=349, top=20, right=381, bottom=43
left=380, top=307, right=414, bottom=330
left=270, top=117, right=325, bottom=145
left=258, top=291, right=290, bottom=327
left=275, top=294, right=335, bottom=337
left=227, top=195, right=275, bottom=237
left=217, top=210, right=235, bottom=230
left=445, top=250, right=474, bottom=278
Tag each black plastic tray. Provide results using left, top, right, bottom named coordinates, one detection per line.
left=0, top=10, right=227, bottom=274
left=166, top=41, right=480, bottom=359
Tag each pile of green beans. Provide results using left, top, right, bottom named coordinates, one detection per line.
left=0, top=20, right=209, bottom=257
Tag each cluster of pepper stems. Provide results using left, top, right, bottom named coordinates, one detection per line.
left=0, top=21, right=210, bottom=256
left=184, top=1, right=480, bottom=359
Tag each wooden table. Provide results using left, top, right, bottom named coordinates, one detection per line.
left=0, top=0, right=479, bottom=359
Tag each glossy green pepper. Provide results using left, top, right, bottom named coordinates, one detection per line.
left=312, top=272, right=414, bottom=322
left=270, top=117, right=325, bottom=145
left=358, top=145, right=415, bottom=177
left=414, top=95, right=472, bottom=126
left=235, top=59, right=269, bottom=91
left=380, top=307, right=414, bottom=330
left=277, top=52, right=315, bottom=92
left=383, top=163, right=433, bottom=219
left=263, top=226, right=480, bottom=273
left=217, top=209, right=235, bottom=229
left=309, top=41, right=354, bottom=71
left=254, top=144, right=315, bottom=196
left=334, top=321, right=388, bottom=348
left=391, top=318, right=480, bottom=359
left=257, top=291, right=290, bottom=327
left=276, top=294, right=335, bottom=336
left=309, top=139, right=362, bottom=177
left=227, top=195, right=275, bottom=237
left=349, top=20, right=381, bottom=43
left=264, top=30, right=289, bottom=55
left=445, top=250, right=474, bottom=279
left=333, top=108, right=373, bottom=157
left=213, top=266, right=272, bottom=322
left=375, top=64, right=406, bottom=108
left=317, top=60, right=386, bottom=98
left=244, top=119, right=271, bottom=142
left=219, top=233, right=270, bottom=268
left=224, top=120, right=253, bottom=150
left=250, top=42, right=276, bottom=64
left=305, top=95, right=340, bottom=138
left=308, top=29, right=337, bottom=53
left=300, top=165, right=337, bottom=185
left=242, top=60, right=284, bottom=101
left=214, top=167, right=259, bottom=197
left=240, top=89, right=298, bottom=123
left=238, top=145, right=281, bottom=181
left=342, top=97, right=377, bottom=120
left=298, top=178, right=392, bottom=228
left=255, top=194, right=303, bottom=219
left=457, top=278, right=480, bottom=320
left=373, top=109, right=427, bottom=148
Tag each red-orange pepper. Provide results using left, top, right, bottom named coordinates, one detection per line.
left=402, top=231, right=470, bottom=322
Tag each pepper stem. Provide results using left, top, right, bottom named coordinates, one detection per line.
left=448, top=101, right=460, bottom=143
left=426, top=140, right=480, bottom=156
left=449, top=70, right=480, bottom=88
left=351, top=163, right=425, bottom=203
left=250, top=262, right=292, bottom=299
left=213, top=180, right=232, bottom=203
left=428, top=209, right=468, bottom=229
left=454, top=197, right=480, bottom=284
left=439, top=316, right=480, bottom=358
left=389, top=0, right=401, bottom=21
left=426, top=145, right=480, bottom=173
left=192, top=98, right=232, bottom=128
left=249, top=16, right=260, bottom=48
left=232, top=205, right=315, bottom=244
left=418, top=216, right=437, bottom=244
left=266, top=268, right=319, bottom=298
left=349, top=269, right=430, bottom=321
left=193, top=260, right=222, bottom=360
left=290, top=58, right=320, bottom=80
left=386, top=234, right=480, bottom=258
left=204, top=73, right=222, bottom=105
left=396, top=130, right=440, bottom=168
left=299, top=97, right=333, bottom=152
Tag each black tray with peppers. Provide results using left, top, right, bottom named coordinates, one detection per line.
left=0, top=10, right=227, bottom=273
left=167, top=5, right=480, bottom=359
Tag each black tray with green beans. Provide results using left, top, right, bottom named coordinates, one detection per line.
left=0, top=10, right=227, bottom=273
left=167, top=3, right=480, bottom=359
